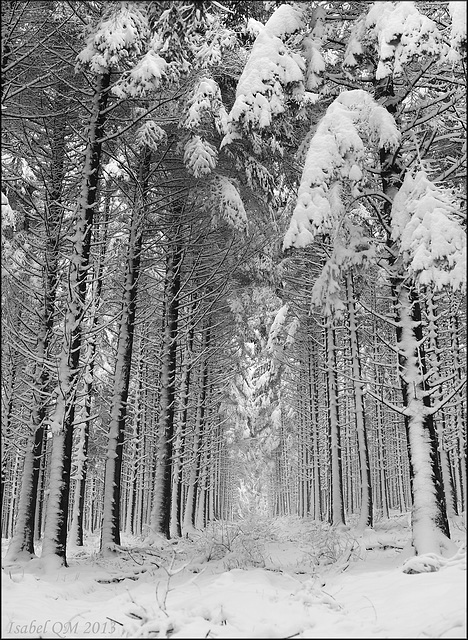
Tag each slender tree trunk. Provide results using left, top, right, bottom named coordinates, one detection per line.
left=325, top=323, right=345, bottom=525
left=34, top=434, right=47, bottom=540
left=195, top=445, right=208, bottom=530
left=1, top=335, right=19, bottom=520
left=449, top=312, right=466, bottom=512
left=375, top=399, right=390, bottom=519
left=345, top=273, right=373, bottom=530
left=8, top=453, right=21, bottom=538
left=69, top=193, right=110, bottom=546
left=150, top=226, right=183, bottom=539
left=425, top=293, right=457, bottom=518
left=41, top=71, right=110, bottom=565
left=182, top=325, right=210, bottom=534
left=101, top=148, right=151, bottom=553
left=125, top=344, right=144, bottom=535
left=307, top=329, right=322, bottom=520
left=395, top=432, right=408, bottom=512
left=169, top=303, right=196, bottom=537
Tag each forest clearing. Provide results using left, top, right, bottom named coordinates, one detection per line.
left=1, top=1, right=466, bottom=637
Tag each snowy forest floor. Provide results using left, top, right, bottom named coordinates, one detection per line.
left=2, top=513, right=466, bottom=639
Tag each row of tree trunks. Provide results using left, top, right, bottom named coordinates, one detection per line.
left=5, top=103, right=66, bottom=562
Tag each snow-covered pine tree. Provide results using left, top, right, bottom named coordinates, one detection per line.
left=41, top=0, right=153, bottom=565
left=283, top=0, right=466, bottom=560
left=40, top=67, right=111, bottom=565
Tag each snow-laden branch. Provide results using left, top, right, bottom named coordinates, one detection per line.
left=364, top=387, right=407, bottom=416
left=428, top=377, right=467, bottom=416
left=283, top=89, right=400, bottom=251
left=345, top=1, right=466, bottom=81
left=390, top=171, right=466, bottom=292
left=221, top=4, right=321, bottom=147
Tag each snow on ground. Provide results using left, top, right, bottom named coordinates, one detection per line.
left=2, top=513, right=466, bottom=639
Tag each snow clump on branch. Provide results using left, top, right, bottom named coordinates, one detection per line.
left=77, top=2, right=149, bottom=73
left=135, top=121, right=167, bottom=151
left=1, top=192, right=17, bottom=232
left=77, top=4, right=167, bottom=96
left=366, top=1, right=445, bottom=79
left=345, top=1, right=459, bottom=78
left=283, top=89, right=400, bottom=250
left=183, top=136, right=218, bottom=178
left=183, top=77, right=228, bottom=135
left=267, top=304, right=289, bottom=353
left=311, top=218, right=377, bottom=318
left=448, top=2, right=467, bottom=53
left=221, top=4, right=318, bottom=147
left=391, top=171, right=466, bottom=291
left=209, top=176, right=248, bottom=233
left=113, top=42, right=167, bottom=97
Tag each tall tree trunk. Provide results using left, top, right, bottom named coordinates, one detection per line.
left=34, top=434, right=47, bottom=540
left=182, top=322, right=210, bottom=534
left=449, top=313, right=466, bottom=512
left=101, top=148, right=151, bottom=553
left=397, top=284, right=450, bottom=552
left=1, top=306, right=21, bottom=536
left=1, top=343, right=19, bottom=511
left=425, top=292, right=457, bottom=518
left=41, top=71, right=110, bottom=565
left=375, top=74, right=450, bottom=555
left=150, top=226, right=183, bottom=539
left=307, top=327, right=322, bottom=520
left=169, top=316, right=195, bottom=537
left=125, top=342, right=145, bottom=535
left=69, top=192, right=110, bottom=547
left=375, top=398, right=390, bottom=520
left=345, top=273, right=373, bottom=530
left=325, top=323, right=345, bottom=525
